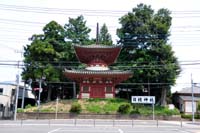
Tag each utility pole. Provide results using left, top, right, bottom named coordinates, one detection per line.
left=55, top=97, right=59, bottom=119
left=191, top=74, right=195, bottom=123
left=21, top=81, right=26, bottom=109
left=38, top=79, right=42, bottom=112
left=73, top=82, right=76, bottom=99
left=148, top=77, right=150, bottom=96
left=21, top=79, right=32, bottom=109
left=37, top=76, right=44, bottom=112
left=13, top=48, right=24, bottom=119
left=14, top=61, right=20, bottom=120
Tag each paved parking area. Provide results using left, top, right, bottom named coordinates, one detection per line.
left=0, top=126, right=199, bottom=133
left=0, top=119, right=199, bottom=133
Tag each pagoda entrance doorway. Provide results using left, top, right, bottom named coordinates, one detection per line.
left=90, top=86, right=105, bottom=98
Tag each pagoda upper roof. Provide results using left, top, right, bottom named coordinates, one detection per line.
left=74, top=44, right=122, bottom=49
left=74, top=44, right=122, bottom=65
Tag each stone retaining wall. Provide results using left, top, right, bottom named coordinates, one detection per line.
left=17, top=113, right=181, bottom=120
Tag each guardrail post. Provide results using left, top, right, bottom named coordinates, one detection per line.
left=132, top=119, right=134, bottom=127
left=94, top=119, right=95, bottom=127
left=113, top=119, right=115, bottom=127
left=49, top=119, right=50, bottom=127
left=21, top=119, right=23, bottom=127
left=180, top=118, right=182, bottom=128
left=156, top=119, right=158, bottom=127
left=74, top=119, right=77, bottom=126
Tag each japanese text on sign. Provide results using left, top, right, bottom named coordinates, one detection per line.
left=131, top=96, right=155, bottom=104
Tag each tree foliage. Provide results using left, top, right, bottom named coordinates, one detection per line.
left=64, top=15, right=91, bottom=45
left=23, top=21, right=66, bottom=82
left=22, top=15, right=94, bottom=101
left=99, top=23, right=113, bottom=45
left=117, top=4, right=181, bottom=106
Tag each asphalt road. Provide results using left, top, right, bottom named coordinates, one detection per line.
left=0, top=119, right=199, bottom=133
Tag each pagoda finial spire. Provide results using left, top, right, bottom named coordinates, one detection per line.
left=96, top=23, right=99, bottom=45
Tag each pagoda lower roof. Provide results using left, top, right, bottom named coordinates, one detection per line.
left=64, top=70, right=132, bottom=84
left=64, top=69, right=132, bottom=75
left=64, top=69, right=132, bottom=84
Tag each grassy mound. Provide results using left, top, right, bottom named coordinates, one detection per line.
left=18, top=98, right=180, bottom=116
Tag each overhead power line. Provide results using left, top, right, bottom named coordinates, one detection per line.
left=0, top=44, right=18, bottom=50
left=1, top=18, right=200, bottom=30
left=1, top=59, right=200, bottom=64
left=1, top=4, right=200, bottom=18
left=1, top=59, right=200, bottom=63
left=0, top=4, right=199, bottom=48
left=0, top=18, right=45, bottom=25
left=0, top=61, right=200, bottom=67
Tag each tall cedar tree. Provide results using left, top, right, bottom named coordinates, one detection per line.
left=23, top=21, right=73, bottom=101
left=64, top=15, right=91, bottom=45
left=23, top=16, right=92, bottom=101
left=99, top=23, right=113, bottom=45
left=117, top=4, right=181, bottom=106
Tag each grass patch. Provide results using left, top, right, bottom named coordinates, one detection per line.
left=86, top=104, right=102, bottom=113
left=84, top=98, right=128, bottom=114
left=181, top=114, right=200, bottom=119
left=130, top=104, right=180, bottom=116
left=103, top=103, right=119, bottom=113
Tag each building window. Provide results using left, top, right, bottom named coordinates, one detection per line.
left=0, top=104, right=3, bottom=111
left=82, top=86, right=89, bottom=93
left=12, top=89, right=15, bottom=96
left=105, top=87, right=112, bottom=93
left=0, top=88, right=3, bottom=95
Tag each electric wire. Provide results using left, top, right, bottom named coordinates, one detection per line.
left=1, top=3, right=200, bottom=18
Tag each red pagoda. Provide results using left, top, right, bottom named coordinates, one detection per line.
left=64, top=24, right=132, bottom=99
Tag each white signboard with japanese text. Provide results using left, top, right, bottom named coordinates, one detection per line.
left=131, top=96, right=155, bottom=104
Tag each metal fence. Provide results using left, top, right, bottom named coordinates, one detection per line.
left=0, top=119, right=190, bottom=128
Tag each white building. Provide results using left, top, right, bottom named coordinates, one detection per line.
left=0, top=83, right=16, bottom=118
left=179, top=96, right=200, bottom=114
left=0, top=82, right=35, bottom=119
left=173, top=86, right=200, bottom=114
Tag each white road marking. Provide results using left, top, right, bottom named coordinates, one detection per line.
left=59, top=130, right=115, bottom=132
left=48, top=128, right=61, bottom=133
left=118, top=128, right=124, bottom=133
left=178, top=130, right=193, bottom=133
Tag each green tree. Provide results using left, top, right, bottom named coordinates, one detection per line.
left=64, top=15, right=91, bottom=45
left=99, top=23, right=113, bottom=45
left=117, top=4, right=181, bottom=106
left=22, top=21, right=72, bottom=101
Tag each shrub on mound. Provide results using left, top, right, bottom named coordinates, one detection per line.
left=70, top=103, right=82, bottom=114
left=117, top=103, right=131, bottom=114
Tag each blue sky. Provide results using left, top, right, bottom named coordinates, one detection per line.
left=0, top=0, right=200, bottom=92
